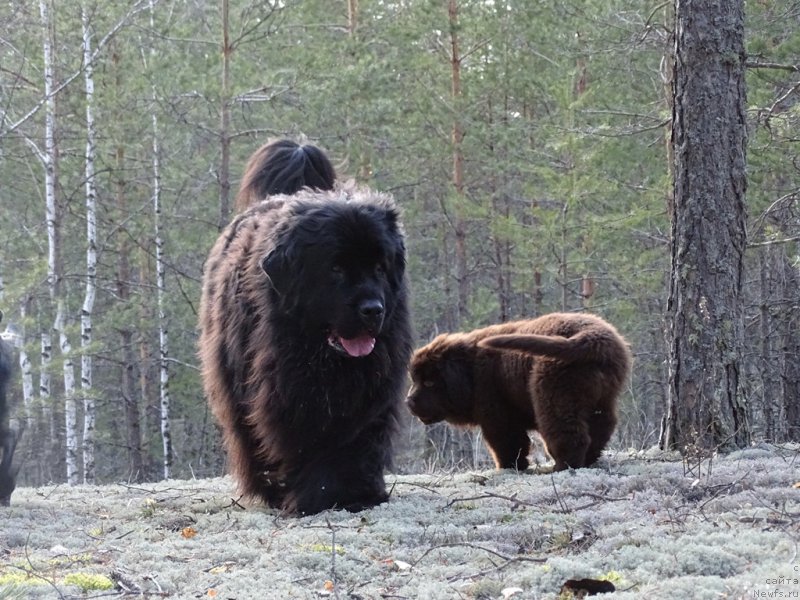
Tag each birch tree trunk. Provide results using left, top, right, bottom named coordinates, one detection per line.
left=38, top=0, right=55, bottom=449
left=155, top=131, right=172, bottom=481
left=662, top=0, right=750, bottom=452
left=57, top=301, right=78, bottom=484
left=18, top=299, right=35, bottom=426
left=39, top=0, right=78, bottom=482
left=81, top=5, right=98, bottom=483
left=147, top=0, right=172, bottom=480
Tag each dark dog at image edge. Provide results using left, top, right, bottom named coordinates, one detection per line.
left=199, top=185, right=412, bottom=515
left=406, top=313, right=631, bottom=472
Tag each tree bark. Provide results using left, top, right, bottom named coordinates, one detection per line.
left=81, top=4, right=98, bottom=484
left=662, top=0, right=750, bottom=452
left=781, top=259, right=800, bottom=441
left=114, top=145, right=145, bottom=481
left=139, top=0, right=172, bottom=480
left=39, top=0, right=76, bottom=482
left=448, top=0, right=469, bottom=327
left=218, top=0, right=232, bottom=229
left=17, top=298, right=34, bottom=427
left=155, top=119, right=172, bottom=481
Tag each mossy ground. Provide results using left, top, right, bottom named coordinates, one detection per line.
left=1, top=445, right=798, bottom=599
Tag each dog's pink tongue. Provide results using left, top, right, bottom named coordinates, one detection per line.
left=340, top=335, right=376, bottom=357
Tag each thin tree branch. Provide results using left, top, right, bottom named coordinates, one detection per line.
left=745, top=60, right=799, bottom=72
left=1, top=0, right=153, bottom=138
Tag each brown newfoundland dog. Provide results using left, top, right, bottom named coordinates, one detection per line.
left=199, top=150, right=412, bottom=515
left=406, top=313, right=631, bottom=472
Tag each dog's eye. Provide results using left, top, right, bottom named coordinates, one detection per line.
left=375, top=263, right=385, bottom=276
left=423, top=380, right=435, bottom=388
left=331, top=265, right=344, bottom=276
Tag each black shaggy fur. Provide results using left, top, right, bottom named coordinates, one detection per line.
left=0, top=313, right=19, bottom=507
left=199, top=186, right=413, bottom=515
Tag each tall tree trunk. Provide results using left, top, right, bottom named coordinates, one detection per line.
left=559, top=201, right=569, bottom=311
left=757, top=250, right=779, bottom=440
left=140, top=0, right=172, bottom=480
left=17, top=298, right=34, bottom=427
left=154, top=104, right=172, bottom=481
left=137, top=262, right=154, bottom=476
left=660, top=3, right=676, bottom=217
left=39, top=0, right=74, bottom=483
left=121, top=330, right=143, bottom=481
left=38, top=0, right=54, bottom=449
left=80, top=4, right=98, bottom=484
left=488, top=91, right=512, bottom=322
left=57, top=301, right=78, bottom=484
left=662, top=0, right=750, bottom=452
left=781, top=260, right=800, bottom=441
left=218, top=0, right=232, bottom=229
left=448, top=0, right=468, bottom=327
left=347, top=0, right=358, bottom=33
left=114, top=145, right=145, bottom=480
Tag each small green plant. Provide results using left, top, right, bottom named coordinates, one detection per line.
left=0, top=581, right=29, bottom=600
left=499, top=513, right=514, bottom=523
left=48, top=553, right=92, bottom=567
left=464, top=579, right=502, bottom=599
left=0, top=571, right=47, bottom=588
left=303, top=543, right=345, bottom=555
left=601, top=570, right=625, bottom=585
left=63, top=572, right=114, bottom=592
left=141, top=497, right=158, bottom=518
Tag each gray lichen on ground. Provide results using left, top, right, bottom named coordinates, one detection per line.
left=0, top=444, right=798, bottom=599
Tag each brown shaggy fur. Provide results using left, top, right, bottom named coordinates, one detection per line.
left=406, top=313, right=631, bottom=471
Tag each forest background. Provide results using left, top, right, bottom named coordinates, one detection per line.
left=0, top=0, right=798, bottom=488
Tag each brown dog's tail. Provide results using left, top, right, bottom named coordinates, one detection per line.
left=479, top=328, right=629, bottom=367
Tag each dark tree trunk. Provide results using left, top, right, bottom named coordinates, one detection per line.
left=448, top=0, right=469, bottom=327
left=662, top=0, right=750, bottom=452
left=115, top=146, right=144, bottom=481
left=757, top=250, right=778, bottom=440
left=218, top=0, right=232, bottom=230
left=781, top=260, right=800, bottom=441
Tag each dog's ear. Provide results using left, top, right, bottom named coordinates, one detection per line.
left=391, top=238, right=406, bottom=282
left=382, top=209, right=406, bottom=285
left=260, top=243, right=292, bottom=293
left=440, top=345, right=473, bottom=407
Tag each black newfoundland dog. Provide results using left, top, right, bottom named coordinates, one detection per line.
left=199, top=164, right=412, bottom=515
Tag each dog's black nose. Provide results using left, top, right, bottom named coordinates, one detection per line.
left=359, top=299, right=385, bottom=326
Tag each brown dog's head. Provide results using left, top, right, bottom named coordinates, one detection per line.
left=406, top=334, right=475, bottom=426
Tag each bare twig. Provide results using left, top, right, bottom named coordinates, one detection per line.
left=443, top=491, right=537, bottom=510
left=412, top=541, right=547, bottom=570
left=550, top=472, right=570, bottom=513
left=325, top=517, right=340, bottom=600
